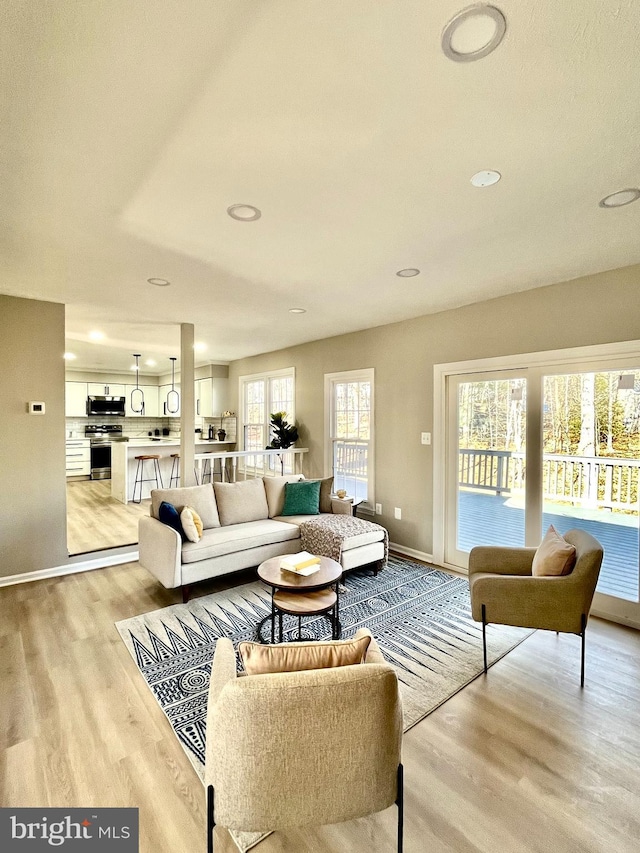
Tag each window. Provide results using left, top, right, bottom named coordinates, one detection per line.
left=240, top=368, right=295, bottom=467
left=325, top=369, right=374, bottom=509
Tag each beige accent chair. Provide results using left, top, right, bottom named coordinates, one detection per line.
left=205, top=628, right=404, bottom=852
left=469, top=529, right=603, bottom=687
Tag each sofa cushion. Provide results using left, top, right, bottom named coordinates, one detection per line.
left=263, top=475, right=305, bottom=518
left=238, top=634, right=371, bottom=675
left=181, top=519, right=299, bottom=564
left=532, top=525, right=577, bottom=576
left=213, top=478, right=269, bottom=526
left=180, top=505, right=203, bottom=543
left=281, top=480, right=321, bottom=516
left=151, top=484, right=220, bottom=529
left=307, top=476, right=334, bottom=513
left=158, top=501, right=184, bottom=539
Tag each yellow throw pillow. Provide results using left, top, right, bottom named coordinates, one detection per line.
left=532, top=525, right=577, bottom=576
left=239, top=635, right=371, bottom=675
left=180, top=505, right=203, bottom=543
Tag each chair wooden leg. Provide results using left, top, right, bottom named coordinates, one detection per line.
left=580, top=613, right=586, bottom=688
left=481, top=604, right=488, bottom=674
left=396, top=763, right=404, bottom=853
left=207, top=785, right=215, bottom=853
left=182, top=585, right=191, bottom=604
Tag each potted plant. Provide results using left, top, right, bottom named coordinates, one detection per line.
left=266, top=412, right=299, bottom=473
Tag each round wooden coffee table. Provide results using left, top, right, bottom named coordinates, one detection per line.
left=257, top=555, right=342, bottom=643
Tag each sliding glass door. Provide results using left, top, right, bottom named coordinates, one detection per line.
left=440, top=353, right=640, bottom=623
left=446, top=371, right=529, bottom=569
left=542, top=370, right=639, bottom=602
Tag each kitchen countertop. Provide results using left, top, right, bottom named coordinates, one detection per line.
left=122, top=438, right=234, bottom=448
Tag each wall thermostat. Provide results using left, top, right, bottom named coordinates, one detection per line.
left=28, top=401, right=46, bottom=415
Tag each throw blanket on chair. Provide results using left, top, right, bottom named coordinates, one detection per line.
left=300, top=514, right=389, bottom=570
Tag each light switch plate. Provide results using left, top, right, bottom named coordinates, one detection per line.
left=375, top=503, right=382, bottom=515
left=394, top=507, right=402, bottom=520
left=421, top=432, right=431, bottom=445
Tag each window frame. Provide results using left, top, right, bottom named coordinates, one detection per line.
left=239, top=367, right=296, bottom=452
left=324, top=368, right=375, bottom=511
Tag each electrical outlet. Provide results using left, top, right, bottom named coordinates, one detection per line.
left=375, top=503, right=382, bottom=515
left=421, top=431, right=431, bottom=445
left=394, top=507, right=402, bottom=520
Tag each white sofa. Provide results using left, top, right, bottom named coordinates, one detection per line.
left=138, top=475, right=387, bottom=600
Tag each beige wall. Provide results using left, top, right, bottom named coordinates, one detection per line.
left=1, top=295, right=68, bottom=576
left=229, top=263, right=640, bottom=556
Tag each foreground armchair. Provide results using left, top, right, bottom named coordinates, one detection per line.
left=205, top=628, right=404, bottom=851
left=469, top=528, right=603, bottom=687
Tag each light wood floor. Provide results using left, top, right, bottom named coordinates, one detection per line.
left=2, top=562, right=640, bottom=852
left=66, top=479, right=149, bottom=554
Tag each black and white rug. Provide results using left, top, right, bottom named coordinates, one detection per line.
left=116, top=558, right=532, bottom=851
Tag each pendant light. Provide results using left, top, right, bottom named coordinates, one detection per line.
left=130, top=354, right=145, bottom=414
left=166, top=357, right=180, bottom=414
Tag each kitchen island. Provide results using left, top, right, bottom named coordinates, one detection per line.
left=111, top=439, right=235, bottom=503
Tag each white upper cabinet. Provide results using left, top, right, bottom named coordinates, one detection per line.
left=87, top=382, right=126, bottom=397
left=65, top=382, right=88, bottom=417
left=125, top=385, right=159, bottom=417
left=195, top=378, right=213, bottom=417
left=212, top=378, right=230, bottom=416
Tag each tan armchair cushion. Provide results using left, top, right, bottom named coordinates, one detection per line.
left=238, top=634, right=371, bottom=675
left=532, top=524, right=577, bottom=576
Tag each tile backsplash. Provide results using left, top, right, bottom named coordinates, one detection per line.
left=65, top=415, right=237, bottom=442
left=65, top=416, right=176, bottom=438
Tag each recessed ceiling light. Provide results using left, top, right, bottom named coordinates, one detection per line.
left=227, top=204, right=262, bottom=221
left=289, top=308, right=306, bottom=314
left=63, top=352, right=76, bottom=360
left=442, top=5, right=506, bottom=63
left=88, top=330, right=104, bottom=341
left=396, top=269, right=420, bottom=277
left=145, top=359, right=156, bottom=367
left=193, top=342, right=207, bottom=352
left=599, top=188, right=640, bottom=208
left=147, top=277, right=171, bottom=286
left=471, top=170, right=501, bottom=187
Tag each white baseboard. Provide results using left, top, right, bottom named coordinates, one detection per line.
left=0, top=550, right=139, bottom=588
left=389, top=543, right=434, bottom=564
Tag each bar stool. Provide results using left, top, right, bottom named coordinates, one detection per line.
left=169, top=453, right=180, bottom=487
left=199, top=453, right=224, bottom=484
left=171, top=453, right=204, bottom=487
left=132, top=455, right=163, bottom=503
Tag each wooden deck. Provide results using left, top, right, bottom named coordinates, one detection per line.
left=458, top=490, right=639, bottom=601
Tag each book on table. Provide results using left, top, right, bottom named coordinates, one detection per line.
left=280, top=551, right=321, bottom=575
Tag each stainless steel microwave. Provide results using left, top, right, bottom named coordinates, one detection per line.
left=86, top=396, right=126, bottom=416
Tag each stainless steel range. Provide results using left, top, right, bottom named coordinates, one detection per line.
left=85, top=424, right=124, bottom=480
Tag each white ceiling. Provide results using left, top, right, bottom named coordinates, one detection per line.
left=2, top=1, right=640, bottom=372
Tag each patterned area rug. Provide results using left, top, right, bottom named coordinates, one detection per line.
left=116, top=558, right=532, bottom=851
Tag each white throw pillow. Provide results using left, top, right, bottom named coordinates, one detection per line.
left=180, top=505, right=203, bottom=543
left=532, top=525, right=576, bottom=577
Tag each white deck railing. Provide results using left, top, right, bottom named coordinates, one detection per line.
left=460, top=448, right=640, bottom=511
left=194, top=447, right=308, bottom=483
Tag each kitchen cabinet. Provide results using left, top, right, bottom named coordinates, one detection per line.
left=65, top=438, right=90, bottom=477
left=159, top=383, right=181, bottom=416
left=65, top=382, right=88, bottom=417
left=87, top=382, right=126, bottom=397
left=195, top=378, right=213, bottom=417
left=212, top=378, right=229, bottom=416
left=124, top=385, right=159, bottom=417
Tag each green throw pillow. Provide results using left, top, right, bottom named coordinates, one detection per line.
left=281, top=479, right=321, bottom=516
